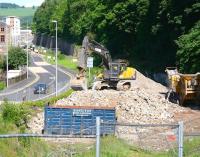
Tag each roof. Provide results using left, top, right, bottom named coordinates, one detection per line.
left=0, top=21, right=9, bottom=27
left=5, top=16, right=20, bottom=19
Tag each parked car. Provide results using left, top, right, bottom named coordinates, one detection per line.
left=34, top=83, right=47, bottom=94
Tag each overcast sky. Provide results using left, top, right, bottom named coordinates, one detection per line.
left=0, top=0, right=44, bottom=7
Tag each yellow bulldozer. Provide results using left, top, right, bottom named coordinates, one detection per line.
left=70, top=36, right=136, bottom=91
left=165, top=67, right=200, bottom=105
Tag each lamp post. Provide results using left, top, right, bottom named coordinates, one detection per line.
left=6, top=26, right=9, bottom=87
left=52, top=20, right=58, bottom=96
left=26, top=21, right=29, bottom=79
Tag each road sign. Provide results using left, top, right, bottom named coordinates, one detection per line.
left=87, top=57, right=93, bottom=68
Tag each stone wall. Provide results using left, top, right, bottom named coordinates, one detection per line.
left=8, top=71, right=27, bottom=86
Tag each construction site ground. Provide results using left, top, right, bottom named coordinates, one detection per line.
left=28, top=70, right=200, bottom=150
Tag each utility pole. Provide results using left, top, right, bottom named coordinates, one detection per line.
left=52, top=20, right=58, bottom=96
left=6, top=24, right=9, bottom=87
left=26, top=21, right=29, bottom=79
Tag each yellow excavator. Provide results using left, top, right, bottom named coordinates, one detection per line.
left=70, top=36, right=136, bottom=91
left=165, top=67, right=200, bottom=105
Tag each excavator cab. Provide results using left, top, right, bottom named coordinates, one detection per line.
left=109, top=63, right=122, bottom=80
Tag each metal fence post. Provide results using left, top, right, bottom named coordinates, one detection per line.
left=178, top=121, right=183, bottom=157
left=96, top=117, right=100, bottom=157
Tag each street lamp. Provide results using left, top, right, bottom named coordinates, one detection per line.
left=26, top=21, right=29, bottom=79
left=52, top=20, right=58, bottom=96
left=6, top=25, right=9, bottom=87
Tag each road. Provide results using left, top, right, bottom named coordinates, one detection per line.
left=0, top=52, right=73, bottom=102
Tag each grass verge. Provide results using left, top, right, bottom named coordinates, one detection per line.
left=44, top=49, right=77, bottom=71
left=22, top=89, right=74, bottom=108
left=73, top=136, right=200, bottom=157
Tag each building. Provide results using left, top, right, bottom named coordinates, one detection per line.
left=3, top=16, right=20, bottom=46
left=20, top=29, right=33, bottom=47
left=0, top=21, right=10, bottom=55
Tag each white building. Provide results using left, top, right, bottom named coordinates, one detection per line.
left=20, top=29, right=33, bottom=46
left=4, top=16, right=21, bottom=46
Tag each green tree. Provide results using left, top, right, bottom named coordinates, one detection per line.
left=176, top=20, right=200, bottom=73
left=8, top=47, right=27, bottom=70
left=33, top=0, right=200, bottom=73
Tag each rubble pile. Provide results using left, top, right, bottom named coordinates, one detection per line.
left=56, top=88, right=185, bottom=124
left=56, top=71, right=186, bottom=124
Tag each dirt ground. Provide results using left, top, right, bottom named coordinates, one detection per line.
left=174, top=107, right=200, bottom=133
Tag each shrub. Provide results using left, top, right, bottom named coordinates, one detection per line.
left=0, top=81, right=6, bottom=90
left=58, top=53, right=65, bottom=60
left=1, top=101, right=30, bottom=127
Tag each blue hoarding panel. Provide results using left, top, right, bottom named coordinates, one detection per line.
left=44, top=106, right=116, bottom=135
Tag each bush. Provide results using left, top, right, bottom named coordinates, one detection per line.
left=0, top=56, right=4, bottom=69
left=1, top=101, right=30, bottom=127
left=58, top=52, right=65, bottom=60
left=0, top=81, right=6, bottom=90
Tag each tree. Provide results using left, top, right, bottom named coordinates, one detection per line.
left=8, top=47, right=27, bottom=70
left=176, top=21, right=200, bottom=73
left=33, top=0, right=200, bottom=73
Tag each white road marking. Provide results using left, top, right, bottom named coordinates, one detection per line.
left=34, top=62, right=50, bottom=66
left=29, top=67, right=49, bottom=73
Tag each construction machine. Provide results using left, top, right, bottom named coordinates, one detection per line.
left=70, top=36, right=136, bottom=91
left=165, top=67, right=200, bottom=105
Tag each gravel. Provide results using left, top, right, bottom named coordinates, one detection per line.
left=55, top=71, right=186, bottom=124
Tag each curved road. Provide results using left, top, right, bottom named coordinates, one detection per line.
left=0, top=52, right=74, bottom=102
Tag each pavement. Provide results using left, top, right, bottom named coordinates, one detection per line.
left=0, top=51, right=74, bottom=102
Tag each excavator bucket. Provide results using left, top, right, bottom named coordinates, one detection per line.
left=70, top=78, right=87, bottom=91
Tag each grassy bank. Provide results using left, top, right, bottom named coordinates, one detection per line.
left=0, top=101, right=50, bottom=156
left=44, top=50, right=77, bottom=71
left=0, top=89, right=74, bottom=156
left=73, top=136, right=200, bottom=157
left=74, top=136, right=168, bottom=157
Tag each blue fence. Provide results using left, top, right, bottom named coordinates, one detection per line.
left=44, top=106, right=116, bottom=135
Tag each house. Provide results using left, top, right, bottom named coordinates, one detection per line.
left=0, top=21, right=10, bottom=55
left=3, top=16, right=20, bottom=46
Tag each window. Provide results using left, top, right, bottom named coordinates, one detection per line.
left=0, top=27, right=4, bottom=32
left=0, top=35, right=5, bottom=42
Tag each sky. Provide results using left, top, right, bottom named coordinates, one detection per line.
left=0, top=0, right=44, bottom=7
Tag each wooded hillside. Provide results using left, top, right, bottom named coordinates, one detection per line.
left=33, top=0, right=200, bottom=73
left=0, top=3, right=20, bottom=8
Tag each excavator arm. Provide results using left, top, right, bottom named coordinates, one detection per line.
left=71, top=36, right=112, bottom=90
left=77, top=36, right=112, bottom=78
